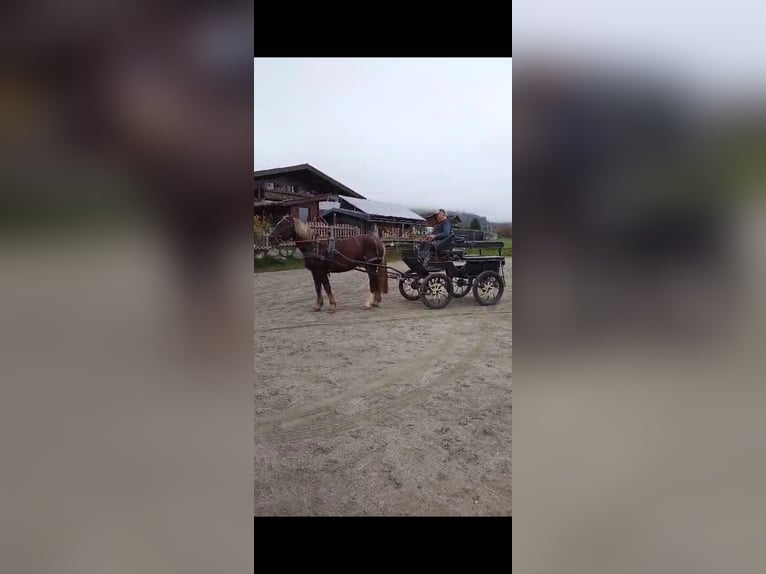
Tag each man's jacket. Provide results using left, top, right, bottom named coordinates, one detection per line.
left=432, top=219, right=452, bottom=240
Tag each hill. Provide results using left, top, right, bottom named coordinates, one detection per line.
left=411, top=207, right=489, bottom=228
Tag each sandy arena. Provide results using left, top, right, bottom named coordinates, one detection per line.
left=254, top=258, right=511, bottom=515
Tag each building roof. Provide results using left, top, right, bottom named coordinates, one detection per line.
left=253, top=163, right=366, bottom=199
left=340, top=197, right=426, bottom=222
left=321, top=208, right=370, bottom=221
left=253, top=194, right=337, bottom=208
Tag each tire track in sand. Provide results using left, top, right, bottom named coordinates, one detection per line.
left=257, top=309, right=511, bottom=333
left=256, top=330, right=492, bottom=443
left=256, top=333, right=459, bottom=427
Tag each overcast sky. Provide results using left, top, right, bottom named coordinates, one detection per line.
left=513, top=0, right=766, bottom=101
left=254, top=58, right=512, bottom=222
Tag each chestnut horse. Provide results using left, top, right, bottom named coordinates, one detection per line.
left=268, top=216, right=388, bottom=312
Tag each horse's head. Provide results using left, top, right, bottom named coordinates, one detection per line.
left=269, top=215, right=296, bottom=244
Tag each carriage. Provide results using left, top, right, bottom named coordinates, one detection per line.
left=391, top=235, right=506, bottom=309
left=268, top=216, right=506, bottom=312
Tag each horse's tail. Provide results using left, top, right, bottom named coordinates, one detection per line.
left=377, top=242, right=388, bottom=294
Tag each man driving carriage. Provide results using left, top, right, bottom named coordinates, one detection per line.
left=418, top=209, right=452, bottom=265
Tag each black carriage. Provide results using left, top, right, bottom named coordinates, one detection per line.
left=393, top=235, right=506, bottom=309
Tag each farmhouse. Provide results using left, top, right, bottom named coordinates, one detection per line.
left=255, top=163, right=429, bottom=239
left=254, top=163, right=366, bottom=224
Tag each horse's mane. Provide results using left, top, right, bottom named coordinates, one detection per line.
left=293, top=218, right=314, bottom=241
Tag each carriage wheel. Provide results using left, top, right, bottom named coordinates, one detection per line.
left=419, top=273, right=453, bottom=309
left=451, top=276, right=472, bottom=298
left=398, top=272, right=421, bottom=300
left=472, top=271, right=504, bottom=306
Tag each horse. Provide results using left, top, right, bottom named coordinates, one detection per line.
left=268, top=216, right=388, bottom=312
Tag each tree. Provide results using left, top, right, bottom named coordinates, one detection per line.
left=470, top=218, right=481, bottom=230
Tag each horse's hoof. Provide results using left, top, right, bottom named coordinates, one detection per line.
left=363, top=304, right=372, bottom=310
left=312, top=307, right=322, bottom=312
left=327, top=307, right=336, bottom=313
left=371, top=302, right=380, bottom=307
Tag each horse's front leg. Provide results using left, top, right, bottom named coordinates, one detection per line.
left=364, top=266, right=377, bottom=309
left=320, top=273, right=337, bottom=313
left=311, top=270, right=324, bottom=311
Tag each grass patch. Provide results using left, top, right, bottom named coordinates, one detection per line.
left=464, top=239, right=511, bottom=257
left=254, top=256, right=306, bottom=273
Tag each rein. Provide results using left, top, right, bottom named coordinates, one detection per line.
left=274, top=235, right=384, bottom=270
left=269, top=216, right=385, bottom=270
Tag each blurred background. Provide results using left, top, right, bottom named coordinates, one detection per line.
left=5, top=0, right=766, bottom=567
left=513, top=1, right=766, bottom=572
left=1, top=1, right=253, bottom=572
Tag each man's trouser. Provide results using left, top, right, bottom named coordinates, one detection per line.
left=418, top=240, right=437, bottom=262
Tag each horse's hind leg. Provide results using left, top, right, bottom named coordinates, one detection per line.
left=311, top=270, right=324, bottom=311
left=321, top=274, right=337, bottom=312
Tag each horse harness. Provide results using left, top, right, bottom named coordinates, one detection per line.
left=280, top=217, right=382, bottom=268
left=314, top=237, right=336, bottom=262
left=314, top=237, right=338, bottom=263
left=297, top=236, right=383, bottom=269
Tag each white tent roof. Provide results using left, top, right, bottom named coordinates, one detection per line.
left=341, top=197, right=425, bottom=221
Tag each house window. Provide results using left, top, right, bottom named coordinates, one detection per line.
left=288, top=185, right=297, bottom=193
left=264, top=182, right=275, bottom=190
left=298, top=207, right=309, bottom=222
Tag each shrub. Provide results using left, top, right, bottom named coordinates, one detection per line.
left=254, top=215, right=272, bottom=247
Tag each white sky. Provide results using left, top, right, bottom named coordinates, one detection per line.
left=513, top=0, right=766, bottom=102
left=254, top=58, right=513, bottom=222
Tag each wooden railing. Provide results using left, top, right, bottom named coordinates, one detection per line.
left=307, top=222, right=360, bottom=239
left=378, top=228, right=422, bottom=240
left=254, top=222, right=362, bottom=249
